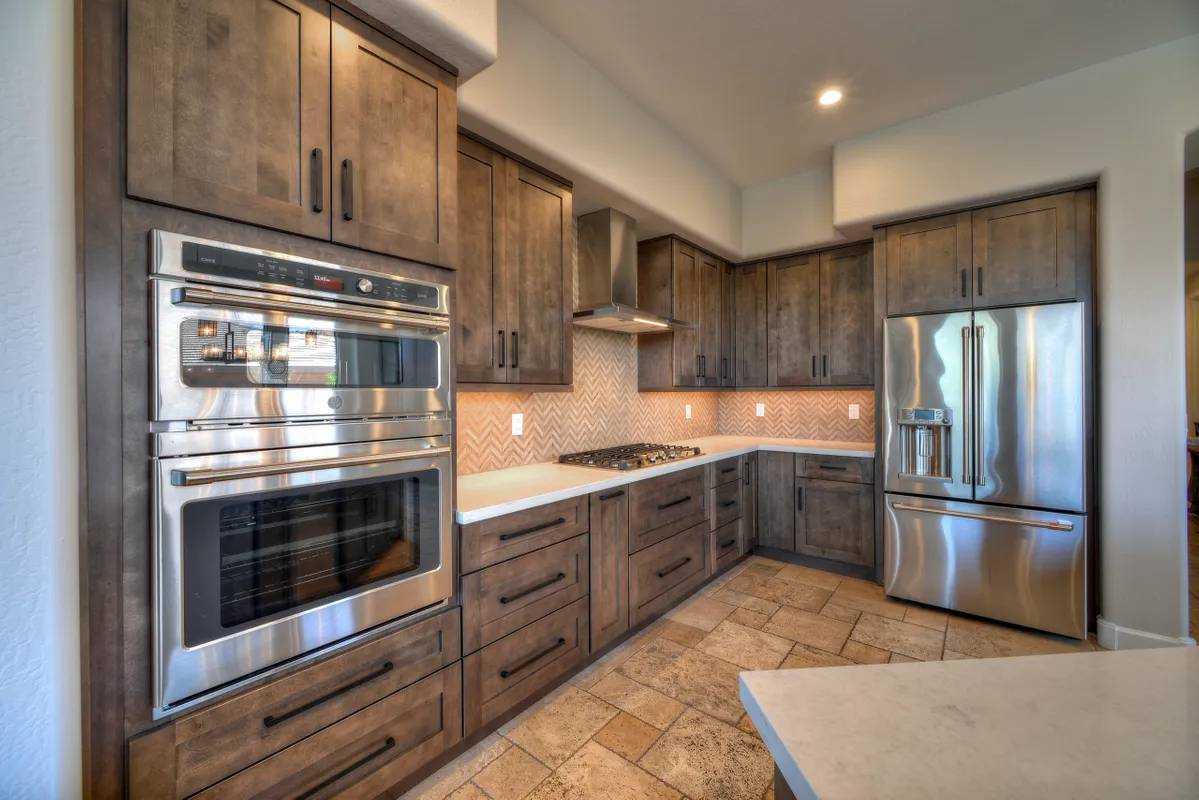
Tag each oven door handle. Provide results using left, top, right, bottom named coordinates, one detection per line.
left=170, top=446, right=451, bottom=486
left=170, top=286, right=450, bottom=331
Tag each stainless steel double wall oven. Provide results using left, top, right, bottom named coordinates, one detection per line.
left=150, top=231, right=453, bottom=715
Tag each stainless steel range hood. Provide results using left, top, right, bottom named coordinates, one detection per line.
left=573, top=208, right=692, bottom=334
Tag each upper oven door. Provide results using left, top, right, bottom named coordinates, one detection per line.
left=152, top=278, right=451, bottom=423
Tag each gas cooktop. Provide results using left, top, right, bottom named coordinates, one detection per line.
left=558, top=443, right=702, bottom=471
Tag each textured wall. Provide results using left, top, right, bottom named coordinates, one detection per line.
left=717, top=390, right=874, bottom=441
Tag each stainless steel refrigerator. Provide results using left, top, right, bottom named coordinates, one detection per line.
left=882, top=302, right=1089, bottom=638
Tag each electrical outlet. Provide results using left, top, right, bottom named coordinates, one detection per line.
left=848, top=403, right=860, bottom=420
left=755, top=402, right=765, bottom=417
left=685, top=403, right=692, bottom=420
left=511, top=413, right=524, bottom=436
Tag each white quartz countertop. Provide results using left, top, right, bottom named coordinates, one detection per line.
left=740, top=647, right=1199, bottom=800
left=455, top=435, right=874, bottom=524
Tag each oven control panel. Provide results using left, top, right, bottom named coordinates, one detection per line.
left=181, top=241, right=440, bottom=309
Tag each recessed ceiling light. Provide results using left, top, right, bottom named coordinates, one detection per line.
left=818, top=88, right=843, bottom=107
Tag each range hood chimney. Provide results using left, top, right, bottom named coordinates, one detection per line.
left=573, top=208, right=692, bottom=334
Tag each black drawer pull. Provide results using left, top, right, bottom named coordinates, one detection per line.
left=722, top=357, right=728, bottom=380
left=499, top=517, right=566, bottom=541
left=340, top=159, right=354, bottom=221
left=500, top=572, right=566, bottom=605
left=295, top=736, right=396, bottom=800
left=719, top=499, right=737, bottom=508
left=656, top=495, right=691, bottom=511
left=797, top=486, right=804, bottom=512
left=598, top=489, right=625, bottom=501
left=497, top=330, right=505, bottom=367
left=656, top=556, right=692, bottom=578
left=511, top=331, right=519, bottom=369
left=310, top=148, right=323, bottom=213
left=500, top=637, right=567, bottom=679
left=720, top=466, right=737, bottom=474
left=816, top=464, right=849, bottom=472
left=263, top=661, right=394, bottom=729
left=719, top=538, right=737, bottom=550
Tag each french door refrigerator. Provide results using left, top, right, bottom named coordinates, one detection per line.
left=882, top=302, right=1089, bottom=638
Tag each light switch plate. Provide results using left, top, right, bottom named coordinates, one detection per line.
left=755, top=402, right=765, bottom=417
left=511, top=413, right=524, bottom=436
left=848, top=404, right=860, bottom=420
left=685, top=404, right=692, bottom=419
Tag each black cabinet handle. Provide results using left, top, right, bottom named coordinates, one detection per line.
left=656, top=557, right=692, bottom=578
left=310, top=148, right=323, bottom=213
left=511, top=331, right=519, bottom=368
left=500, top=572, right=566, bottom=605
left=598, top=489, right=625, bottom=501
left=722, top=357, right=728, bottom=381
left=696, top=355, right=702, bottom=377
left=656, top=495, right=691, bottom=511
left=500, top=637, right=567, bottom=679
left=700, top=354, right=707, bottom=377
left=817, top=464, right=849, bottom=472
left=796, top=486, right=804, bottom=512
left=822, top=354, right=828, bottom=378
left=263, top=660, right=393, bottom=729
left=295, top=736, right=396, bottom=800
left=960, top=268, right=968, bottom=298
left=811, top=355, right=817, bottom=378
left=341, top=159, right=354, bottom=221
left=720, top=466, right=737, bottom=474
left=497, top=330, right=505, bottom=367
left=719, top=499, right=737, bottom=508
left=719, top=537, right=737, bottom=550
left=977, top=267, right=984, bottom=296
left=498, top=517, right=565, bottom=541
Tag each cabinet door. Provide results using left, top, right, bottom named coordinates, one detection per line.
left=733, top=262, right=768, bottom=387
left=796, top=479, right=874, bottom=566
left=720, top=262, right=735, bottom=386
left=671, top=241, right=701, bottom=386
left=972, top=191, right=1078, bottom=307
left=456, top=136, right=508, bottom=383
left=589, top=488, right=630, bottom=653
left=507, top=163, right=573, bottom=385
left=698, top=252, right=724, bottom=386
left=768, top=253, right=821, bottom=386
left=331, top=7, right=457, bottom=267
left=127, top=0, right=331, bottom=239
left=885, top=212, right=972, bottom=315
left=742, top=454, right=758, bottom=548
left=756, top=452, right=796, bottom=551
left=820, top=244, right=873, bottom=386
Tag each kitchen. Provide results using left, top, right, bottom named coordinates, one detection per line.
left=3, top=0, right=1199, bottom=798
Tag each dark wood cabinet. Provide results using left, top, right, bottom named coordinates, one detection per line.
left=720, top=262, right=735, bottom=386
left=820, top=243, right=873, bottom=385
left=127, top=0, right=332, bottom=240
left=732, top=262, right=768, bottom=387
left=767, top=253, right=821, bottom=386
left=589, top=487, right=631, bottom=653
left=698, top=251, right=725, bottom=387
left=756, top=451, right=796, bottom=551
left=742, top=454, right=758, bottom=547
left=455, top=133, right=574, bottom=388
left=669, top=240, right=702, bottom=386
left=971, top=191, right=1080, bottom=307
left=884, top=212, right=973, bottom=316
left=795, top=479, right=874, bottom=567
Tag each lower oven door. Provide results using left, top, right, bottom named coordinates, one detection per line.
left=154, top=435, right=453, bottom=712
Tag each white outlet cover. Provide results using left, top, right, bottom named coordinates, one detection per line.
left=511, top=413, right=524, bottom=436
left=685, top=404, right=692, bottom=419
left=848, top=404, right=860, bottom=420
left=755, top=402, right=765, bottom=417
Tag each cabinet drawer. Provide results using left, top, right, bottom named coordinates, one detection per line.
left=461, top=496, right=588, bottom=573
left=711, top=480, right=742, bottom=529
left=629, top=466, right=707, bottom=553
left=463, top=597, right=589, bottom=735
left=710, top=520, right=743, bottom=575
left=192, top=663, right=462, bottom=800
left=462, top=534, right=589, bottom=654
left=137, top=608, right=461, bottom=798
left=796, top=454, right=873, bottom=484
left=709, top=456, right=743, bottom=488
left=629, top=522, right=707, bottom=626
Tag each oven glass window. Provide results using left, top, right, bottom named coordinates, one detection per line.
left=181, top=470, right=441, bottom=647
left=178, top=318, right=440, bottom=389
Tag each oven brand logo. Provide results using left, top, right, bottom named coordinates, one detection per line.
left=327, top=396, right=344, bottom=410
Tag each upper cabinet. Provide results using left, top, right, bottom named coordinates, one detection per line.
left=455, top=133, right=573, bottom=388
left=767, top=253, right=821, bottom=387
left=731, top=262, right=767, bottom=387
left=127, top=0, right=458, bottom=270
left=883, top=189, right=1092, bottom=316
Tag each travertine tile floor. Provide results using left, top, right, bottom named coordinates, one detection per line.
left=401, top=556, right=1099, bottom=800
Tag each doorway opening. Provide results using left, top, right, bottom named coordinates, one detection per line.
left=1184, top=129, right=1198, bottom=641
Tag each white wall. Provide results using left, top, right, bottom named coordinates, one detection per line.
left=834, top=35, right=1199, bottom=646
left=740, top=164, right=847, bottom=260
left=0, top=0, right=81, bottom=794
left=458, top=0, right=742, bottom=257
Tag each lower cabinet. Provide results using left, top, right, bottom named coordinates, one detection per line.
left=710, top=520, right=743, bottom=574
left=589, top=487, right=631, bottom=653
left=629, top=523, right=708, bottom=626
left=756, top=451, right=797, bottom=551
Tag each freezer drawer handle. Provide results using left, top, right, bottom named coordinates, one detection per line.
left=170, top=446, right=450, bottom=486
left=890, top=502, right=1074, bottom=532
left=170, top=286, right=450, bottom=330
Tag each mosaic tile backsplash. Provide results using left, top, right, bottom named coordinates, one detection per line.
left=456, top=327, right=875, bottom=475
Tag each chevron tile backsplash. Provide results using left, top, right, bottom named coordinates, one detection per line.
left=456, top=327, right=876, bottom=475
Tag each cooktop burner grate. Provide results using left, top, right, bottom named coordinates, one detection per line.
left=558, top=443, right=702, bottom=470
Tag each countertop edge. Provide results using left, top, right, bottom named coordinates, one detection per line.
left=740, top=674, right=819, bottom=800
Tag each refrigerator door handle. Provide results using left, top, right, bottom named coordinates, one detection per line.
left=974, top=325, right=985, bottom=486
left=961, top=326, right=972, bottom=486
left=890, top=501, right=1075, bottom=532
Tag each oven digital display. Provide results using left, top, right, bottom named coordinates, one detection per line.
left=312, top=274, right=344, bottom=291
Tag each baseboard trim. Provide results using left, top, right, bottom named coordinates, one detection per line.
left=1095, top=616, right=1197, bottom=650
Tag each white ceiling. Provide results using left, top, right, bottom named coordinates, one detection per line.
left=517, top=0, right=1199, bottom=187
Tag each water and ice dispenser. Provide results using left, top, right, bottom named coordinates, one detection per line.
left=896, top=408, right=951, bottom=479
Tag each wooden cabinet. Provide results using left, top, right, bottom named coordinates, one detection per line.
left=767, top=253, right=821, bottom=386
left=629, top=523, right=708, bottom=626
left=456, top=133, right=573, bottom=388
left=732, top=262, right=768, bottom=387
left=795, top=479, right=874, bottom=567
left=460, top=495, right=588, bottom=573
left=699, top=251, right=725, bottom=386
left=884, top=212, right=973, bottom=316
left=127, top=0, right=332, bottom=239
left=756, top=451, right=796, bottom=551
left=628, top=465, right=708, bottom=552
left=720, top=262, right=735, bottom=386
left=669, top=240, right=702, bottom=385
left=589, top=487, right=631, bottom=653
left=742, top=453, right=758, bottom=548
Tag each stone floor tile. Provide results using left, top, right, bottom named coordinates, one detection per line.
left=781, top=643, right=854, bottom=668
left=618, top=638, right=746, bottom=723
left=445, top=782, right=489, bottom=800
left=654, top=618, right=710, bottom=647
left=903, top=604, right=949, bottom=631
left=712, top=587, right=782, bottom=616
left=942, top=648, right=975, bottom=660
left=569, top=627, right=659, bottom=690
left=639, top=708, right=774, bottom=800
left=737, top=712, right=758, bottom=736
left=819, top=602, right=862, bottom=625
left=827, top=577, right=909, bottom=620
left=763, top=606, right=853, bottom=653
left=850, top=613, right=944, bottom=661
left=472, top=746, right=550, bottom=800
left=586, top=671, right=686, bottom=730
left=772, top=563, right=842, bottom=591
left=756, top=577, right=833, bottom=612
left=728, top=607, right=770, bottom=629
left=504, top=687, right=619, bottom=768
left=526, top=741, right=680, bottom=800
left=741, top=560, right=785, bottom=578
left=592, top=711, right=662, bottom=762
left=402, top=732, right=511, bottom=800
left=944, top=615, right=1092, bottom=659
left=695, top=620, right=794, bottom=670
left=889, top=652, right=918, bottom=663
left=666, top=596, right=737, bottom=632
left=840, top=639, right=891, bottom=664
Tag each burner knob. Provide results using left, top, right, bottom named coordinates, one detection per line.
left=356, top=278, right=374, bottom=294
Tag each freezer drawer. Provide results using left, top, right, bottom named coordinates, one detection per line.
left=883, top=495, right=1087, bottom=638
